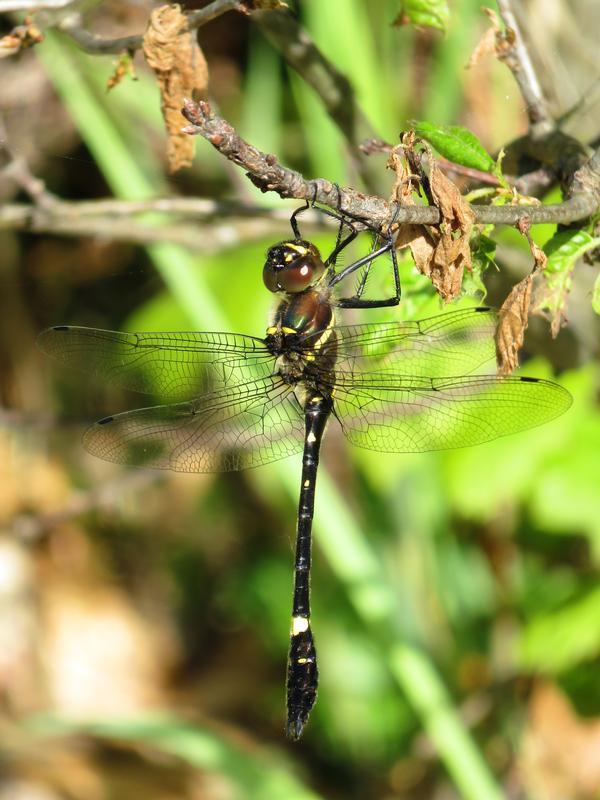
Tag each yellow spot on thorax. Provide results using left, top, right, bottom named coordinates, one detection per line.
left=286, top=243, right=308, bottom=255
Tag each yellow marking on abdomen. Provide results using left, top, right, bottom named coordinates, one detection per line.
left=291, top=616, right=309, bottom=635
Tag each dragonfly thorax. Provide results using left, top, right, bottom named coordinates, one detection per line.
left=263, top=239, right=325, bottom=294
left=266, top=289, right=334, bottom=351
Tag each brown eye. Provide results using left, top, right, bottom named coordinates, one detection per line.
left=280, top=260, right=315, bottom=292
left=262, top=240, right=325, bottom=294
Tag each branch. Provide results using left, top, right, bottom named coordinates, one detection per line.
left=0, top=202, right=307, bottom=251
left=0, top=138, right=334, bottom=247
left=495, top=0, right=554, bottom=139
left=182, top=99, right=600, bottom=228
left=49, top=0, right=243, bottom=56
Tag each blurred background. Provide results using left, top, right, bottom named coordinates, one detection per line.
left=1, top=1, right=600, bottom=798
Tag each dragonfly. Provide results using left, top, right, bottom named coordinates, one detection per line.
left=38, top=205, right=572, bottom=739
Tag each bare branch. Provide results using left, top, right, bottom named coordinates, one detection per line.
left=495, top=0, right=554, bottom=139
left=182, top=99, right=600, bottom=228
left=0, top=138, right=332, bottom=248
left=0, top=202, right=303, bottom=251
left=52, top=0, right=242, bottom=56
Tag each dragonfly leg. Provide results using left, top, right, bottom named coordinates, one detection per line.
left=332, top=237, right=401, bottom=309
left=286, top=394, right=332, bottom=740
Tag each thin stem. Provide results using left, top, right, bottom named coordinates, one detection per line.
left=496, top=0, right=554, bottom=139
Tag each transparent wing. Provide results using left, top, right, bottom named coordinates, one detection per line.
left=305, top=307, right=498, bottom=379
left=38, top=326, right=273, bottom=402
left=332, top=374, right=572, bottom=452
left=82, top=376, right=305, bottom=472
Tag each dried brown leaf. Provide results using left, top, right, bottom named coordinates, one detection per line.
left=466, top=8, right=500, bottom=69
left=143, top=4, right=209, bottom=173
left=387, top=142, right=475, bottom=301
left=426, top=161, right=476, bottom=302
left=495, top=219, right=548, bottom=374
left=387, top=142, right=436, bottom=278
left=395, top=223, right=435, bottom=275
left=495, top=274, right=533, bottom=375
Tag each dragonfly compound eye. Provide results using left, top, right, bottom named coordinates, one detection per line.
left=263, top=240, right=325, bottom=293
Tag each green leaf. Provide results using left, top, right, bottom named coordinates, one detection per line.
left=544, top=229, right=600, bottom=274
left=535, top=230, right=600, bottom=332
left=593, top=272, right=600, bottom=315
left=393, top=0, right=450, bottom=32
left=463, top=234, right=496, bottom=298
left=410, top=121, right=495, bottom=172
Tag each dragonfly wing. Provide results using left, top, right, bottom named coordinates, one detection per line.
left=315, top=307, right=498, bottom=379
left=82, top=377, right=305, bottom=472
left=38, top=326, right=273, bottom=401
left=332, top=374, right=572, bottom=453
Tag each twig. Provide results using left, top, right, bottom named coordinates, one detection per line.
left=495, top=0, right=554, bottom=139
left=0, top=202, right=304, bottom=251
left=182, top=99, right=600, bottom=228
left=0, top=140, right=336, bottom=248
left=51, top=0, right=242, bottom=56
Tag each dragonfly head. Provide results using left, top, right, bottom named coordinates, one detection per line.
left=263, top=239, right=325, bottom=294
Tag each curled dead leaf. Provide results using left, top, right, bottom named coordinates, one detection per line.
left=388, top=140, right=475, bottom=302
left=466, top=8, right=500, bottom=69
left=496, top=220, right=548, bottom=374
left=426, top=160, right=476, bottom=301
left=496, top=274, right=533, bottom=375
left=388, top=140, right=437, bottom=293
left=143, top=4, right=209, bottom=173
